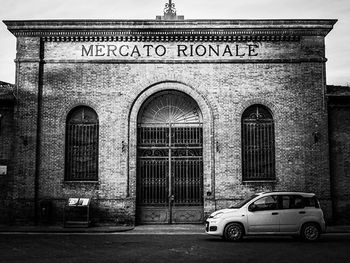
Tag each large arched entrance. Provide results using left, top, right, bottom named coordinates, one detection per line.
left=136, top=90, right=204, bottom=224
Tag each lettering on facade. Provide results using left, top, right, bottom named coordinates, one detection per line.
left=81, top=43, right=259, bottom=58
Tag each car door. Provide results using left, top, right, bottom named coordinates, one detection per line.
left=279, top=195, right=306, bottom=233
left=246, top=195, right=280, bottom=233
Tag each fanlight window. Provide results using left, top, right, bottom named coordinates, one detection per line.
left=65, top=106, right=99, bottom=181
left=242, top=104, right=275, bottom=181
left=138, top=91, right=202, bottom=124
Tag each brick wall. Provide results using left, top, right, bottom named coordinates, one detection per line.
left=35, top=60, right=331, bottom=223
left=9, top=37, right=41, bottom=223
left=328, top=88, right=350, bottom=224
left=0, top=83, right=15, bottom=223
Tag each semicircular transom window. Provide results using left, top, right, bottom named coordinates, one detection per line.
left=138, top=91, right=202, bottom=124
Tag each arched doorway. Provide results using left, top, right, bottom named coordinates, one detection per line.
left=136, top=90, right=204, bottom=224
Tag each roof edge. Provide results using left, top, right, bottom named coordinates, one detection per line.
left=3, top=19, right=337, bottom=39
left=3, top=18, right=338, bottom=29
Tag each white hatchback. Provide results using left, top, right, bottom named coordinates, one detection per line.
left=205, top=192, right=326, bottom=241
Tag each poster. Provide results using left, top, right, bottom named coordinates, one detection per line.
left=0, top=166, right=7, bottom=176
left=68, top=198, right=90, bottom=206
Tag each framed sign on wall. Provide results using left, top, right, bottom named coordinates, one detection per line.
left=0, top=165, right=7, bottom=176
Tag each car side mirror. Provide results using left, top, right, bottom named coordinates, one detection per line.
left=249, top=204, right=257, bottom=212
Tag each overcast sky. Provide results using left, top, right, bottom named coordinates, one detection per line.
left=0, top=0, right=349, bottom=85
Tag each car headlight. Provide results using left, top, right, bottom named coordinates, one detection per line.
left=212, top=212, right=224, bottom=219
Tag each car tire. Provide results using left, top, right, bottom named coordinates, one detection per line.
left=301, top=223, right=320, bottom=242
left=223, top=223, right=244, bottom=241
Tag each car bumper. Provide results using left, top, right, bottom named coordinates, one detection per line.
left=205, top=219, right=224, bottom=236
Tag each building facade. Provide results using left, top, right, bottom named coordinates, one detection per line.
left=0, top=17, right=342, bottom=225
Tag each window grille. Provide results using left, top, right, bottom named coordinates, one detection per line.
left=242, top=105, right=275, bottom=181
left=65, top=106, right=98, bottom=181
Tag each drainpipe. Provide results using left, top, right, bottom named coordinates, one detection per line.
left=34, top=38, right=44, bottom=224
left=327, top=97, right=336, bottom=225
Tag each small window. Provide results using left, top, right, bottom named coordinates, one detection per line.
left=251, top=195, right=278, bottom=211
left=65, top=106, right=99, bottom=181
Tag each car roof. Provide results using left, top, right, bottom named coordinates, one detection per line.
left=257, top=191, right=316, bottom=197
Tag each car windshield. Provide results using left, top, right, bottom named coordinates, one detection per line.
left=230, top=194, right=259, bottom=208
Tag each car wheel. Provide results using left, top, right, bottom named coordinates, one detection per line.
left=223, top=223, right=244, bottom=241
left=301, top=223, right=320, bottom=241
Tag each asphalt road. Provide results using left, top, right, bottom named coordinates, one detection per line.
left=1, top=233, right=350, bottom=263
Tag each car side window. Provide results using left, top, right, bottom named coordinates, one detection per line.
left=251, top=195, right=278, bottom=211
left=290, top=195, right=305, bottom=209
left=280, top=195, right=305, bottom=209
left=281, top=195, right=291, bottom=209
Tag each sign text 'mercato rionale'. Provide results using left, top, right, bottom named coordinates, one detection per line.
left=81, top=43, right=259, bottom=59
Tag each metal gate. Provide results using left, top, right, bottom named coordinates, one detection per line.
left=136, top=91, right=203, bottom=224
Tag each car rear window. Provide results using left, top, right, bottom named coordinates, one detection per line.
left=304, top=196, right=320, bottom=208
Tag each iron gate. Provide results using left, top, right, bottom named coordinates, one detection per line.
left=137, top=123, right=203, bottom=224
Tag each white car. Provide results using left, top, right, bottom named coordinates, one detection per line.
left=205, top=192, right=326, bottom=241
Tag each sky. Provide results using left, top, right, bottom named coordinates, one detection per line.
left=0, top=0, right=349, bottom=85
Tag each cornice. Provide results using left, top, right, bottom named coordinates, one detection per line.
left=3, top=19, right=338, bottom=28
left=3, top=19, right=337, bottom=42
left=41, top=33, right=302, bottom=42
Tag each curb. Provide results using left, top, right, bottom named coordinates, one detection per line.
left=325, top=225, right=350, bottom=234
left=0, top=226, right=135, bottom=233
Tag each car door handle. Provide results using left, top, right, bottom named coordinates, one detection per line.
left=299, top=211, right=306, bottom=214
left=272, top=212, right=279, bottom=215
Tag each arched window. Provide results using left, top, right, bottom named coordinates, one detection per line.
left=65, top=106, right=99, bottom=181
left=242, top=104, right=275, bottom=181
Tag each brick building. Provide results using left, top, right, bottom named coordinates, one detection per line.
left=327, top=85, right=350, bottom=224
left=1, top=14, right=348, bottom=225
left=0, top=81, right=15, bottom=220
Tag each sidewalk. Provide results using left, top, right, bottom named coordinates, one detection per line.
left=325, top=225, right=350, bottom=233
left=124, top=224, right=205, bottom=234
left=0, top=224, right=204, bottom=234
left=0, top=224, right=349, bottom=234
